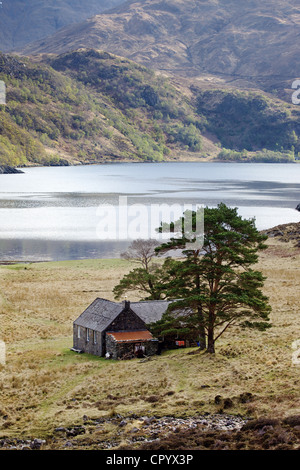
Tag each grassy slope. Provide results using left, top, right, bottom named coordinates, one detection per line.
left=0, top=238, right=299, bottom=448
left=195, top=87, right=300, bottom=156
left=0, top=50, right=207, bottom=167
left=1, top=49, right=300, bottom=168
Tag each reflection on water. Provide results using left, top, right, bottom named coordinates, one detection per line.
left=0, top=162, right=300, bottom=261
left=0, top=239, right=130, bottom=262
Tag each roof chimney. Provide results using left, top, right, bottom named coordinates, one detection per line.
left=122, top=299, right=130, bottom=310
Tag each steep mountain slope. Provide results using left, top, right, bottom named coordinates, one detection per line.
left=195, top=88, right=300, bottom=153
left=0, top=50, right=208, bottom=167
left=1, top=49, right=300, bottom=169
left=21, top=0, right=300, bottom=88
left=0, top=0, right=124, bottom=52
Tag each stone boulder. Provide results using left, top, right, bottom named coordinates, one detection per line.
left=0, top=166, right=24, bottom=174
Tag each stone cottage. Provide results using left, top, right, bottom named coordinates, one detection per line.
left=72, top=298, right=172, bottom=360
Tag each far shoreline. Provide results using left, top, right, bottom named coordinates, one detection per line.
left=1, top=219, right=300, bottom=266
left=2, top=157, right=300, bottom=174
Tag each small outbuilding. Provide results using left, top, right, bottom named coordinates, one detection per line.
left=72, top=298, right=172, bottom=360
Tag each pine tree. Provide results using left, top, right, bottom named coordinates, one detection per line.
left=153, top=203, right=272, bottom=353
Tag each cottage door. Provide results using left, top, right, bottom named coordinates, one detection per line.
left=135, top=343, right=145, bottom=358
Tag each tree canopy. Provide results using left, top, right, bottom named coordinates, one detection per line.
left=114, top=203, right=272, bottom=353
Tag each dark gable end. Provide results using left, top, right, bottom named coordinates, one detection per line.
left=106, top=304, right=147, bottom=333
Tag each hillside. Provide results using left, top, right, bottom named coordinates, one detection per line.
left=0, top=0, right=124, bottom=52
left=195, top=88, right=300, bottom=154
left=1, top=49, right=300, bottom=167
left=263, top=221, right=300, bottom=247
left=0, top=238, right=299, bottom=449
left=21, top=0, right=300, bottom=91
left=0, top=50, right=208, bottom=167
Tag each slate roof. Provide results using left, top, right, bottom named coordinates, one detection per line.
left=130, top=300, right=173, bottom=325
left=74, top=298, right=122, bottom=332
left=74, top=298, right=172, bottom=332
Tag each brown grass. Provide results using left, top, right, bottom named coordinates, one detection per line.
left=0, top=239, right=299, bottom=447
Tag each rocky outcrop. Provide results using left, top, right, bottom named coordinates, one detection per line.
left=0, top=166, right=24, bottom=174
left=262, top=222, right=300, bottom=247
left=0, top=438, right=45, bottom=450
left=51, top=413, right=248, bottom=450
left=137, top=415, right=300, bottom=451
left=2, top=413, right=299, bottom=450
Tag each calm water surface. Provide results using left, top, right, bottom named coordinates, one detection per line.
left=0, top=162, right=300, bottom=261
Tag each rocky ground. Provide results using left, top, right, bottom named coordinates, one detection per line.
left=0, top=438, right=46, bottom=450
left=136, top=415, right=300, bottom=451
left=2, top=413, right=299, bottom=450
left=262, top=221, right=300, bottom=247
left=0, top=413, right=247, bottom=450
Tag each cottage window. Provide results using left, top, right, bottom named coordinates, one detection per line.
left=135, top=344, right=145, bottom=352
left=93, top=330, right=97, bottom=344
left=78, top=326, right=81, bottom=339
left=86, top=329, right=90, bottom=342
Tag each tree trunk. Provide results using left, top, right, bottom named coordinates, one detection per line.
left=207, top=328, right=215, bottom=354
left=207, top=340, right=215, bottom=354
left=207, top=298, right=216, bottom=353
left=197, top=306, right=206, bottom=350
left=195, top=269, right=206, bottom=350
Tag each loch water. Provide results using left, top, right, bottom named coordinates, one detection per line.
left=0, top=162, right=300, bottom=261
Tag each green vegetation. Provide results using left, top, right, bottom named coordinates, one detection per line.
left=217, top=148, right=296, bottom=163
left=1, top=50, right=300, bottom=168
left=0, top=50, right=203, bottom=167
left=50, top=50, right=203, bottom=159
left=196, top=89, right=300, bottom=154
left=0, top=100, right=47, bottom=167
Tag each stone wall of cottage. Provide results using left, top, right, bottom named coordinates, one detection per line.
left=73, top=324, right=103, bottom=356
left=106, top=333, right=158, bottom=360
